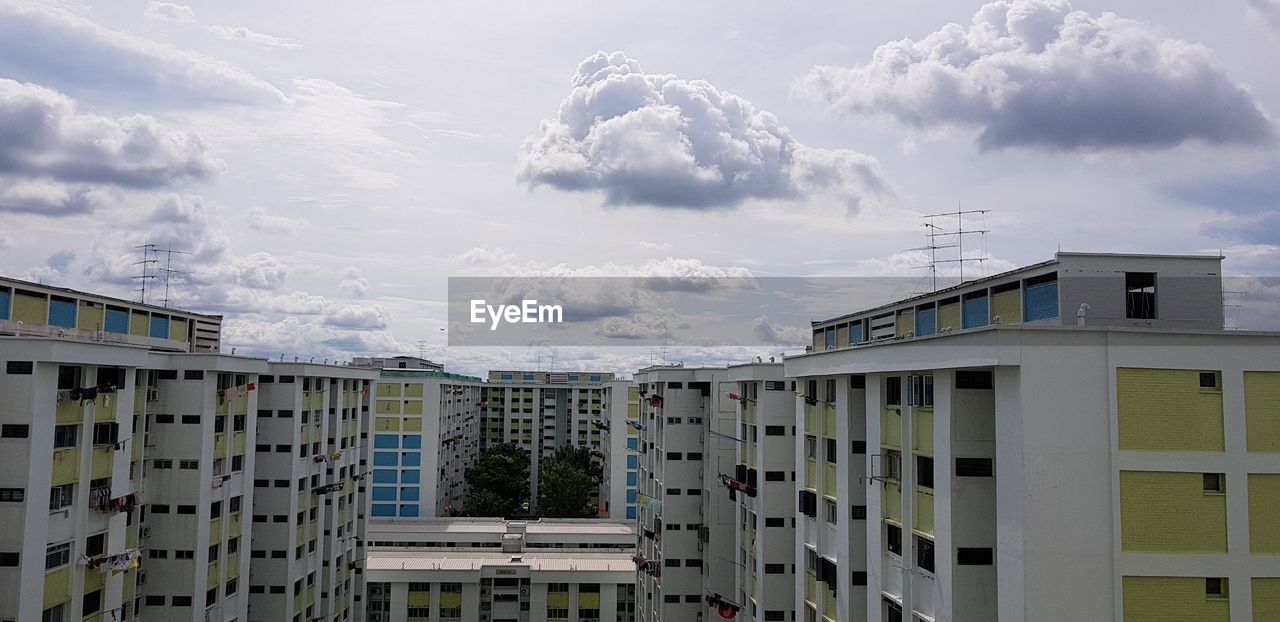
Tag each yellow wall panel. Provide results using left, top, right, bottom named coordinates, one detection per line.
left=1120, top=471, right=1227, bottom=553
left=914, top=490, right=934, bottom=536
left=883, top=483, right=902, bottom=524
left=991, top=289, right=1022, bottom=324
left=882, top=407, right=902, bottom=449
left=1254, top=578, right=1280, bottom=621
left=13, top=292, right=47, bottom=324
left=77, top=304, right=104, bottom=331
left=377, top=382, right=401, bottom=397
left=914, top=407, right=933, bottom=455
left=1117, top=368, right=1224, bottom=452
left=128, top=312, right=148, bottom=336
left=896, top=310, right=915, bottom=338
left=937, top=303, right=960, bottom=330
left=1122, top=576, right=1229, bottom=622
left=170, top=318, right=189, bottom=342
left=404, top=400, right=424, bottom=415
left=403, top=418, right=422, bottom=432
left=1246, top=372, right=1280, bottom=453
left=377, top=399, right=401, bottom=415
left=404, top=383, right=424, bottom=398
left=44, top=568, right=70, bottom=609
left=1248, top=474, right=1280, bottom=554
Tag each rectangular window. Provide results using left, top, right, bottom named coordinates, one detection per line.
left=45, top=542, right=70, bottom=569
left=885, top=377, right=902, bottom=406
left=764, top=563, right=786, bottom=574
left=92, top=422, right=118, bottom=445
left=85, top=533, right=106, bottom=557
left=0, top=424, right=28, bottom=438
left=5, top=361, right=33, bottom=375
left=908, top=375, right=934, bottom=406
left=765, top=471, right=786, bottom=482
left=0, top=488, right=25, bottom=502
left=955, top=370, right=994, bottom=390
left=851, top=505, right=867, bottom=520
left=916, top=455, right=934, bottom=489
left=0, top=552, right=18, bottom=566
left=49, top=484, right=73, bottom=510
left=956, top=457, right=993, bottom=477
left=1125, top=272, right=1157, bottom=319
left=1203, top=473, right=1224, bottom=493
left=825, top=500, right=838, bottom=524
left=916, top=536, right=935, bottom=573
left=957, top=547, right=994, bottom=565
left=826, top=438, right=837, bottom=464
left=805, top=436, right=817, bottom=460
left=1206, top=578, right=1228, bottom=599
left=886, top=524, right=901, bottom=556
left=53, top=425, right=77, bottom=448
left=1200, top=372, right=1220, bottom=390
left=851, top=571, right=868, bottom=586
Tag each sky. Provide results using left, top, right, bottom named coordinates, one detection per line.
left=1, top=0, right=1278, bottom=376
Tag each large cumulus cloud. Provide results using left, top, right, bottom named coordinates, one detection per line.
left=797, top=0, right=1276, bottom=151
left=0, top=79, right=218, bottom=214
left=517, top=51, right=887, bottom=213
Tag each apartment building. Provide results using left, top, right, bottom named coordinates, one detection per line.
left=787, top=252, right=1280, bottom=622
left=632, top=365, right=740, bottom=622
left=0, top=276, right=375, bottom=622
left=248, top=363, right=378, bottom=622
left=363, top=518, right=637, bottom=622
left=364, top=368, right=632, bottom=520
left=725, top=362, right=797, bottom=622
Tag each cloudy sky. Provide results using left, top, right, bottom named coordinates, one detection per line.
left=1, top=0, right=1278, bottom=375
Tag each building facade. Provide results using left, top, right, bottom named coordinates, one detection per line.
left=364, top=519, right=638, bottom=622
left=787, top=253, right=1280, bottom=622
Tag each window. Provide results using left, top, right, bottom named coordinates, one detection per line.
left=765, top=517, right=785, bottom=527
left=1203, top=473, right=1224, bottom=493
left=851, top=440, right=866, bottom=454
left=179, top=460, right=199, bottom=470
left=57, top=366, right=80, bottom=390
left=148, top=549, right=168, bottom=559
left=805, top=436, right=817, bottom=460
left=175, top=550, right=194, bottom=559
left=85, top=532, right=106, bottom=557
left=226, top=578, right=238, bottom=595
left=45, top=542, right=70, bottom=569
left=53, top=425, right=77, bottom=449
left=1206, top=578, right=1228, bottom=599
left=1200, top=372, right=1220, bottom=390
left=177, top=505, right=196, bottom=514
left=171, top=596, right=192, bottom=607
left=916, top=536, right=935, bottom=573
left=92, top=422, right=118, bottom=445
left=686, top=452, right=702, bottom=461
left=916, top=455, right=934, bottom=489
left=181, top=415, right=200, bottom=424
left=1125, top=272, right=1157, bottom=319
left=826, top=438, right=837, bottom=464
left=957, top=547, right=994, bottom=565
left=765, top=471, right=786, bottom=482
left=49, top=484, right=73, bottom=510
left=1, top=424, right=29, bottom=438
left=0, top=552, right=18, bottom=566
left=908, top=375, right=934, bottom=406
left=666, top=452, right=682, bottom=460
left=825, top=500, right=838, bottom=524
left=82, top=589, right=102, bottom=615
left=851, top=505, right=867, bottom=520
left=764, top=563, right=786, bottom=574
left=956, top=457, right=993, bottom=477
left=886, top=524, right=901, bottom=556
left=0, top=488, right=25, bottom=502
left=152, top=459, right=173, bottom=469
left=885, top=377, right=902, bottom=405
left=5, top=361, right=33, bottom=375
left=955, top=370, right=993, bottom=390
left=150, top=504, right=170, bottom=514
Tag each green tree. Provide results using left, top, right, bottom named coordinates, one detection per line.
left=462, top=442, right=530, bottom=516
left=536, top=445, right=603, bottom=518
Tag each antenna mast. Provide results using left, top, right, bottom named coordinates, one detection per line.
left=132, top=243, right=158, bottom=304
left=157, top=247, right=191, bottom=308
left=918, top=205, right=991, bottom=291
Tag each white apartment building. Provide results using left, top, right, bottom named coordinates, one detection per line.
left=787, top=252, right=1280, bottom=622
left=248, top=363, right=378, bottom=622
left=725, top=362, right=797, bottom=622
left=632, top=365, right=740, bottom=622
left=364, top=519, right=638, bottom=622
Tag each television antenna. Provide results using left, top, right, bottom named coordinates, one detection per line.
left=132, top=243, right=158, bottom=304
left=157, top=247, right=191, bottom=308
left=917, top=205, right=991, bottom=291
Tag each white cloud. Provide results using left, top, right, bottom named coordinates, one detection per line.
left=337, top=266, right=370, bottom=297
left=208, top=25, right=301, bottom=50
left=0, top=3, right=284, bottom=105
left=1248, top=0, right=1280, bottom=27
left=143, top=2, right=194, bottom=24
left=638, top=241, right=671, bottom=252
left=458, top=245, right=516, bottom=265
left=518, top=51, right=888, bottom=214
left=0, top=79, right=218, bottom=215
left=752, top=316, right=809, bottom=345
left=797, top=0, right=1276, bottom=151
left=247, top=206, right=310, bottom=234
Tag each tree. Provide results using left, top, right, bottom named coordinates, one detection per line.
left=462, top=442, right=530, bottom=517
left=536, top=445, right=603, bottom=518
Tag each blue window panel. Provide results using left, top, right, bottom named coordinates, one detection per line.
left=627, top=438, right=638, bottom=450
left=590, top=375, right=601, bottom=382
left=401, top=470, right=420, bottom=484
left=627, top=455, right=638, bottom=469
left=0, top=290, right=9, bottom=321
left=523, top=374, right=534, bottom=381
left=104, top=308, right=129, bottom=334
left=627, top=490, right=637, bottom=503
left=915, top=309, right=936, bottom=336
left=848, top=321, right=863, bottom=344
left=401, top=453, right=421, bottom=467
left=374, top=434, right=399, bottom=449
left=402, top=435, right=421, bottom=449
left=626, top=472, right=637, bottom=486
left=371, top=487, right=397, bottom=501
left=399, top=504, right=419, bottom=517
left=962, top=297, right=989, bottom=329
left=824, top=329, right=836, bottom=350
left=400, top=487, right=419, bottom=501
left=48, top=299, right=76, bottom=328
left=569, top=375, right=579, bottom=381
left=626, top=507, right=636, bottom=520
left=373, top=452, right=398, bottom=466
left=149, top=315, right=169, bottom=339
left=1024, top=281, right=1059, bottom=322
left=371, top=469, right=397, bottom=484
left=501, top=373, right=513, bottom=381
left=371, top=503, right=396, bottom=517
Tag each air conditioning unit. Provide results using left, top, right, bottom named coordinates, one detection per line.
left=146, top=387, right=159, bottom=403
left=140, top=527, right=151, bottom=538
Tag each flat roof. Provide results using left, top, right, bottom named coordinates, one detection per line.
left=365, top=550, right=637, bottom=573
left=369, top=519, right=635, bottom=536
left=0, top=274, right=222, bottom=320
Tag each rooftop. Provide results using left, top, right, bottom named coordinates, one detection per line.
left=365, top=550, right=637, bottom=573
left=369, top=518, right=635, bottom=536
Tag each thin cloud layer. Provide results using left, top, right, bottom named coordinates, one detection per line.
left=518, top=51, right=887, bottom=213
left=0, top=2, right=284, bottom=105
left=0, top=79, right=218, bottom=214
left=143, top=2, right=194, bottom=24
left=798, top=0, right=1276, bottom=151
left=1249, top=0, right=1280, bottom=27
left=208, top=25, right=301, bottom=50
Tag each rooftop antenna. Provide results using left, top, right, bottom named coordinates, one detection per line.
left=132, top=243, right=158, bottom=304
left=918, top=204, right=991, bottom=290
left=416, top=339, right=430, bottom=360
left=157, top=246, right=191, bottom=308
